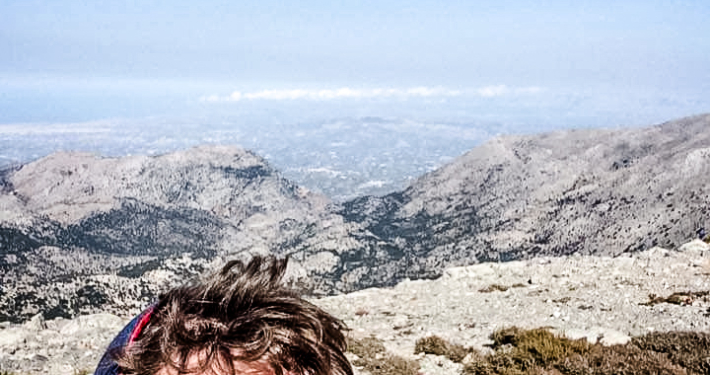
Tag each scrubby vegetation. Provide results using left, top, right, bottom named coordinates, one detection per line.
left=633, top=332, right=710, bottom=374
left=463, top=327, right=591, bottom=375
left=347, top=328, right=710, bottom=375
left=347, top=336, right=420, bottom=375
left=411, top=327, right=710, bottom=375
left=641, top=291, right=709, bottom=306
left=478, top=283, right=527, bottom=293
left=478, top=284, right=510, bottom=293
left=415, top=335, right=472, bottom=362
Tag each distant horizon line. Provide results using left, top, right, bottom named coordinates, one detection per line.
left=200, top=85, right=545, bottom=102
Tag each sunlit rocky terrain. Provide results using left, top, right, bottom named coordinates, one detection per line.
left=2, top=240, right=709, bottom=374
left=1, top=113, right=710, bottom=374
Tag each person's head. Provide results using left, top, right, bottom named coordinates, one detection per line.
left=114, top=256, right=352, bottom=375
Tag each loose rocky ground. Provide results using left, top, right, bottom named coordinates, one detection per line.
left=324, top=240, right=710, bottom=375
left=2, top=240, right=709, bottom=375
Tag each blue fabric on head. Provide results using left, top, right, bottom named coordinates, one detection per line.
left=94, top=308, right=153, bottom=375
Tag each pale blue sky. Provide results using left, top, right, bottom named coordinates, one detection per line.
left=1, top=0, right=709, bottom=124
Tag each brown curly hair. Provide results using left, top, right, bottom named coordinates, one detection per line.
left=114, top=257, right=352, bottom=375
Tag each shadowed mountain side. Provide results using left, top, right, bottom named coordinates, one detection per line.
left=61, top=199, right=226, bottom=257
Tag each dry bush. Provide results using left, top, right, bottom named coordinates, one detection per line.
left=641, top=291, right=709, bottom=306
left=465, top=352, right=554, bottom=375
left=463, top=327, right=589, bottom=374
left=348, top=336, right=387, bottom=359
left=363, top=354, right=421, bottom=375
left=415, top=335, right=472, bottom=363
left=479, top=284, right=510, bottom=293
left=464, top=352, right=544, bottom=375
left=347, top=336, right=419, bottom=375
left=489, top=326, right=524, bottom=347
left=462, top=327, right=710, bottom=375
left=496, top=328, right=589, bottom=368
left=634, top=331, right=710, bottom=374
left=557, top=344, right=686, bottom=375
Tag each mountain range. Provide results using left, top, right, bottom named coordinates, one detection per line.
left=1, top=113, right=709, bottom=322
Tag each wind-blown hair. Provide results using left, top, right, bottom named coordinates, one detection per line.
left=115, top=257, right=352, bottom=375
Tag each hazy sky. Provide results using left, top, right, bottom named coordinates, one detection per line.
left=1, top=0, right=709, bottom=124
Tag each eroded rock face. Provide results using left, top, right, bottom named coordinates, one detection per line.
left=2, top=244, right=710, bottom=375
left=3, top=114, right=710, bottom=323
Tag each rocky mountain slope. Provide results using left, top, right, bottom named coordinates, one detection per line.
left=2, top=240, right=709, bottom=375
left=2, top=114, right=710, bottom=323
left=340, top=113, right=710, bottom=280
left=0, top=146, right=360, bottom=321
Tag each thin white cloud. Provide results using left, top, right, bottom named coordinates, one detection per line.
left=200, top=85, right=543, bottom=102
left=477, top=85, right=509, bottom=97
left=476, top=85, right=544, bottom=97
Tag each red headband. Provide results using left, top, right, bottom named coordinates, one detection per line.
left=128, top=305, right=156, bottom=345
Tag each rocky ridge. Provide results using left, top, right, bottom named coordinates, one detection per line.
left=342, top=113, right=710, bottom=269
left=1, top=240, right=709, bottom=375
left=3, top=114, right=710, bottom=322
left=0, top=146, right=360, bottom=321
